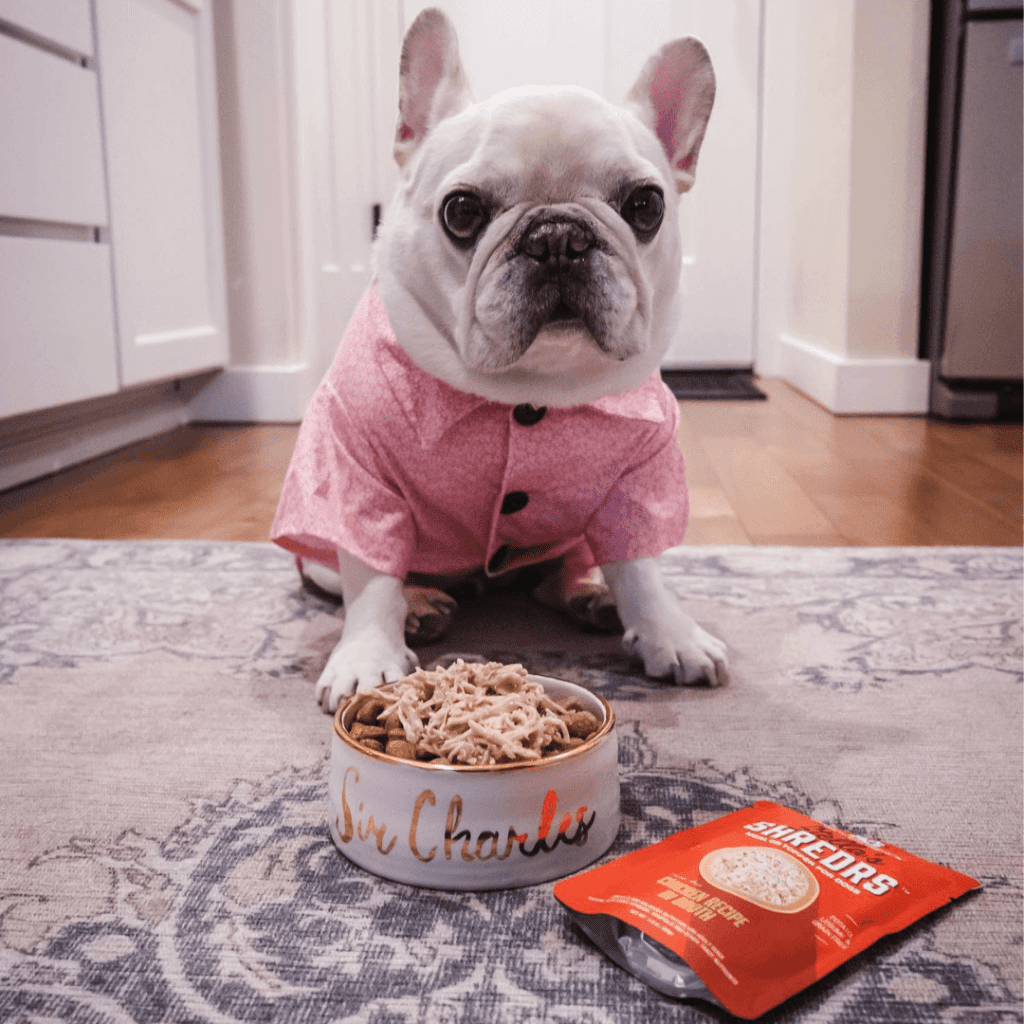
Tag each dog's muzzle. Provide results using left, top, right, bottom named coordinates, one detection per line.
left=501, top=214, right=625, bottom=353
left=467, top=208, right=645, bottom=373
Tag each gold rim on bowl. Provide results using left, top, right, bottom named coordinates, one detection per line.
left=333, top=674, right=615, bottom=773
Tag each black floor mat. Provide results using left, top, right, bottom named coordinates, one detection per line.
left=661, top=369, right=767, bottom=400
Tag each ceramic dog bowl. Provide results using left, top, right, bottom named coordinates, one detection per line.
left=328, top=675, right=619, bottom=890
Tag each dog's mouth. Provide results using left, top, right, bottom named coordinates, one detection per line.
left=546, top=300, right=578, bottom=324
left=469, top=272, right=638, bottom=374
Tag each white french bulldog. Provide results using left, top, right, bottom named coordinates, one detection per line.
left=272, top=8, right=727, bottom=712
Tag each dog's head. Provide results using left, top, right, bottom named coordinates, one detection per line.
left=375, top=8, right=715, bottom=407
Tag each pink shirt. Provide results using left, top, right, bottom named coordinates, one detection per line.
left=271, top=286, right=689, bottom=581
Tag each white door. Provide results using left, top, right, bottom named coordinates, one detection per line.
left=296, top=0, right=402, bottom=385
left=397, top=0, right=761, bottom=369
left=94, top=0, right=228, bottom=386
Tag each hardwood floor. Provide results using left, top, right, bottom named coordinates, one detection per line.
left=0, top=424, right=300, bottom=542
left=681, top=379, right=1022, bottom=546
left=0, top=378, right=1020, bottom=546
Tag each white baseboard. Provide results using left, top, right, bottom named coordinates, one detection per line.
left=187, top=364, right=318, bottom=423
left=0, top=383, right=191, bottom=492
left=777, top=335, right=931, bottom=414
left=0, top=363, right=318, bottom=493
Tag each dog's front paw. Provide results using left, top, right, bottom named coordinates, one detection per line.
left=316, top=632, right=418, bottom=714
left=403, top=585, right=457, bottom=644
left=622, top=609, right=728, bottom=687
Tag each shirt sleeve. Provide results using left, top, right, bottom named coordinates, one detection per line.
left=270, top=382, right=416, bottom=579
left=583, top=401, right=690, bottom=566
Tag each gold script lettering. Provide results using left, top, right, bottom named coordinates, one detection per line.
left=339, top=766, right=358, bottom=842
left=338, top=765, right=396, bottom=854
left=475, top=831, right=499, bottom=860
left=445, top=796, right=474, bottom=861
left=410, top=790, right=437, bottom=862
left=357, top=814, right=397, bottom=855
left=498, top=827, right=527, bottom=861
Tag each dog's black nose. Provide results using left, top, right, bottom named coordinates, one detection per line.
left=519, top=219, right=595, bottom=263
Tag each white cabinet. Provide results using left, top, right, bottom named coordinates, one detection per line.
left=0, top=7, right=118, bottom=419
left=0, top=0, right=95, bottom=56
left=0, top=237, right=119, bottom=418
left=94, top=0, right=228, bottom=385
left=0, top=32, right=107, bottom=225
left=0, top=0, right=227, bottom=419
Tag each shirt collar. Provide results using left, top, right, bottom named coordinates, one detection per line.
left=589, top=379, right=670, bottom=424
left=370, top=289, right=668, bottom=450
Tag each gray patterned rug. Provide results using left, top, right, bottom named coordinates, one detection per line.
left=0, top=540, right=1020, bottom=1023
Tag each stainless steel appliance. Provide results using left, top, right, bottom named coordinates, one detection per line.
left=923, top=0, right=1023, bottom=419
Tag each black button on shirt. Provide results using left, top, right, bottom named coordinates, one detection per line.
left=500, top=491, right=529, bottom=514
left=513, top=404, right=546, bottom=426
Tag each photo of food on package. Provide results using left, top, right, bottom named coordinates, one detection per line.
left=554, top=801, right=980, bottom=1019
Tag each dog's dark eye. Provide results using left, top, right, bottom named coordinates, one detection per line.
left=621, top=185, right=665, bottom=240
left=441, top=192, right=488, bottom=246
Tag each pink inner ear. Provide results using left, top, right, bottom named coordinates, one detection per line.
left=399, top=123, right=415, bottom=142
left=403, top=49, right=447, bottom=141
left=651, top=61, right=685, bottom=157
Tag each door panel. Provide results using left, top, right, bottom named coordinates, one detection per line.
left=95, top=0, right=227, bottom=385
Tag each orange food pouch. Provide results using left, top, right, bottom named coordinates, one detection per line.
left=554, top=801, right=980, bottom=1019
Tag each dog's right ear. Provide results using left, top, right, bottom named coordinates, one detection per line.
left=394, top=8, right=472, bottom=169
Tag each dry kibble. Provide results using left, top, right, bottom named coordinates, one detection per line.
left=360, top=738, right=385, bottom=753
left=565, top=711, right=600, bottom=738
left=350, top=722, right=386, bottom=741
left=385, top=738, right=418, bottom=760
left=355, top=697, right=387, bottom=724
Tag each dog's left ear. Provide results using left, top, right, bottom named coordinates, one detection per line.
left=394, top=8, right=472, bottom=169
left=626, top=38, right=716, bottom=193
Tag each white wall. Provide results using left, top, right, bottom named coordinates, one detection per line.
left=192, top=0, right=392, bottom=422
left=848, top=0, right=931, bottom=362
left=759, top=0, right=932, bottom=413
left=758, top=0, right=856, bottom=365
left=211, top=0, right=301, bottom=369
left=190, top=0, right=314, bottom=422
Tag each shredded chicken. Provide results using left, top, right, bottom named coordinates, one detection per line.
left=350, top=660, right=597, bottom=765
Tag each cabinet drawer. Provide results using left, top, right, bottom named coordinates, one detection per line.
left=0, top=33, right=107, bottom=225
left=0, top=0, right=94, bottom=56
left=0, top=237, right=119, bottom=418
